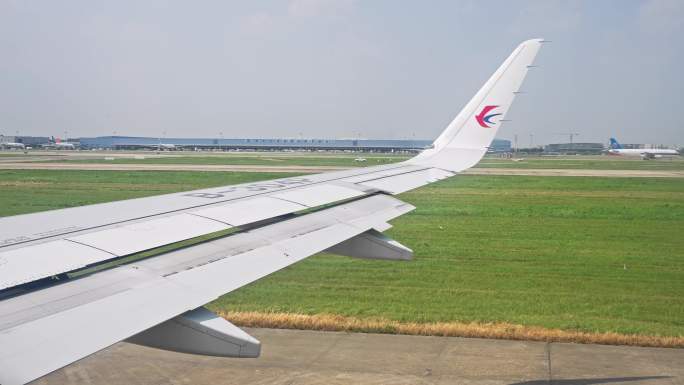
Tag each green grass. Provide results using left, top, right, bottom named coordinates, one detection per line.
left=212, top=176, right=684, bottom=336
left=1, top=170, right=683, bottom=337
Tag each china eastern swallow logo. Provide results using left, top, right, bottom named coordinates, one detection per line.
left=475, top=105, right=502, bottom=128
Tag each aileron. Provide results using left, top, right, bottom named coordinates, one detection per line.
left=0, top=240, right=115, bottom=290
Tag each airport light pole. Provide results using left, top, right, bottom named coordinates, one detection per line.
left=514, top=134, right=518, bottom=154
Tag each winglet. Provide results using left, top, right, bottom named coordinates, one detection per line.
left=409, top=39, right=544, bottom=172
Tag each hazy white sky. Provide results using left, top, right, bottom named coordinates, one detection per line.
left=1, top=0, right=682, bottom=145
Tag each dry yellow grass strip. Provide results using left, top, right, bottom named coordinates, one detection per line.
left=218, top=311, right=684, bottom=349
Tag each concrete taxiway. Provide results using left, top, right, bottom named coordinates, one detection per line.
left=0, top=162, right=347, bottom=173
left=36, top=328, right=683, bottom=385
left=2, top=162, right=683, bottom=177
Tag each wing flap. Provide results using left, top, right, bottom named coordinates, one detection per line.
left=0, top=240, right=115, bottom=290
left=67, top=213, right=231, bottom=256
left=191, top=196, right=306, bottom=226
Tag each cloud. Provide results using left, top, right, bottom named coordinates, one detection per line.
left=638, top=0, right=684, bottom=34
left=511, top=0, right=582, bottom=33
left=238, top=0, right=356, bottom=37
left=238, top=12, right=277, bottom=36
left=287, top=0, right=356, bottom=18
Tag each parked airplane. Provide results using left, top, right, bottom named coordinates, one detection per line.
left=42, top=142, right=76, bottom=150
left=158, top=143, right=177, bottom=150
left=608, top=137, right=680, bottom=159
left=41, top=137, right=77, bottom=150
left=0, top=142, right=25, bottom=149
left=0, top=39, right=545, bottom=385
left=53, top=142, right=76, bottom=149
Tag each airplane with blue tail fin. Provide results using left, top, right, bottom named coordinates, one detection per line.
left=608, top=137, right=679, bottom=159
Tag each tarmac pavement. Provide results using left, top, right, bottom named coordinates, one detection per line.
left=34, top=328, right=683, bottom=385
left=2, top=162, right=683, bottom=177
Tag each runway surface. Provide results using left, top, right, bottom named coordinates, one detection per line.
left=2, top=162, right=683, bottom=177
left=35, top=328, right=683, bottom=385
left=0, top=162, right=347, bottom=173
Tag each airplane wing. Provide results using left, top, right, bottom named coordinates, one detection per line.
left=0, top=39, right=543, bottom=385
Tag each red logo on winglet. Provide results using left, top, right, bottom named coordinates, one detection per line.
left=475, top=105, right=502, bottom=128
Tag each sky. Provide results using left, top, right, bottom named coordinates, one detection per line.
left=0, top=0, right=682, bottom=146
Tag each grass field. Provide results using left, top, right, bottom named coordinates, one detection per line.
left=215, top=175, right=684, bottom=337
left=1, top=169, right=682, bottom=338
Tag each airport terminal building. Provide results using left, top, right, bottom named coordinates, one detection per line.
left=544, top=142, right=604, bottom=155
left=79, top=136, right=513, bottom=153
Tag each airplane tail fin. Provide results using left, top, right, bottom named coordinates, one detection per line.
left=609, top=137, right=622, bottom=149
left=409, top=39, right=544, bottom=172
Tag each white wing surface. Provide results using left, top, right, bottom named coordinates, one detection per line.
left=0, top=39, right=543, bottom=385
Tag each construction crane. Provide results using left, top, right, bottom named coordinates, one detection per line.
left=554, top=132, right=580, bottom=144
